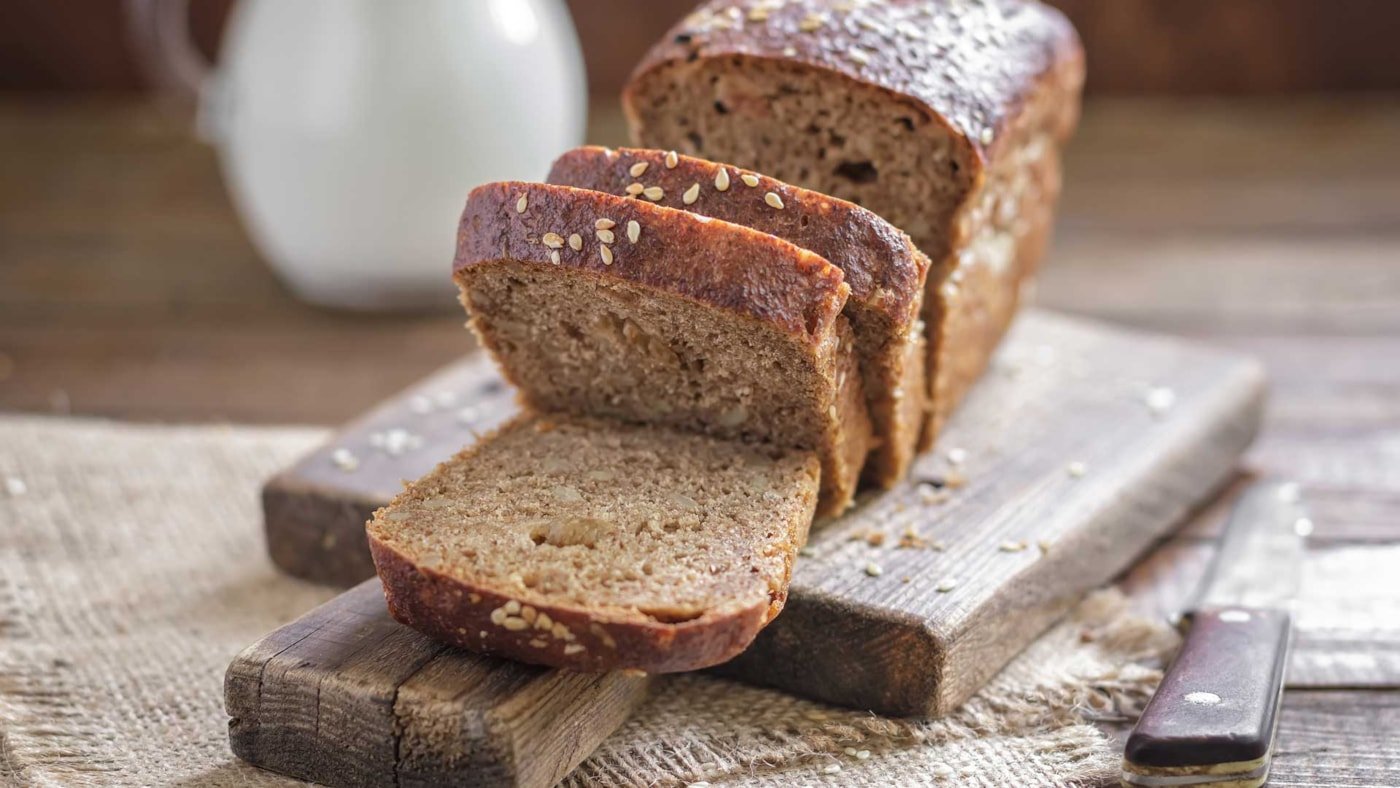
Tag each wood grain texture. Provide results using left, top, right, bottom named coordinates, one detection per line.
left=262, top=310, right=1263, bottom=715
left=226, top=580, right=652, bottom=788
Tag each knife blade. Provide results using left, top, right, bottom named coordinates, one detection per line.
left=1121, top=479, right=1308, bottom=788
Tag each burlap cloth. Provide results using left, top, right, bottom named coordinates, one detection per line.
left=0, top=415, right=1179, bottom=787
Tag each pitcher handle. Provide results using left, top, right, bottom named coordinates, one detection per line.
left=125, top=0, right=227, bottom=142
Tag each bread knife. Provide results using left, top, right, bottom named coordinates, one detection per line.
left=1122, top=480, right=1308, bottom=788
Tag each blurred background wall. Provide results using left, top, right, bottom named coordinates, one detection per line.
left=4, top=0, right=1399, bottom=96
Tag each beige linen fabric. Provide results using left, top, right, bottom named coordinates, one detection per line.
left=0, top=415, right=1177, bottom=787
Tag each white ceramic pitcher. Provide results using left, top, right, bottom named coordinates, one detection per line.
left=129, top=0, right=587, bottom=310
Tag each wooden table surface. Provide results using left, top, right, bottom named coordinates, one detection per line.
left=2, top=97, right=1398, bottom=785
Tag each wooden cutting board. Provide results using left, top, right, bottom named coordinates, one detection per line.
left=234, top=311, right=1262, bottom=782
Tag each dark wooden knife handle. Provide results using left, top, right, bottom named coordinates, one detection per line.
left=1123, top=607, right=1291, bottom=786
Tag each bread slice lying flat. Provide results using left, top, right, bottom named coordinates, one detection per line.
left=455, top=181, right=872, bottom=517
left=625, top=0, right=1084, bottom=441
left=367, top=414, right=820, bottom=673
left=548, top=146, right=930, bottom=488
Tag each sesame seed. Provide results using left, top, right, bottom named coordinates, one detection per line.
left=542, top=232, right=564, bottom=249
left=4, top=477, right=27, bottom=496
left=549, top=250, right=560, bottom=265
left=980, top=127, right=994, bottom=145
left=748, top=7, right=769, bottom=21
left=1145, top=386, right=1177, bottom=417
left=947, top=447, right=968, bottom=465
left=799, top=546, right=817, bottom=558
left=848, top=48, right=870, bottom=65
left=764, top=191, right=785, bottom=209
left=595, top=218, right=616, bottom=230
left=782, top=45, right=798, bottom=56
left=665, top=150, right=679, bottom=168
left=490, top=608, right=507, bottom=625
left=856, top=750, right=871, bottom=760
left=330, top=448, right=359, bottom=472
left=625, top=183, right=645, bottom=196
left=627, top=220, right=641, bottom=243
left=596, top=228, right=615, bottom=244
left=503, top=617, right=529, bottom=631
left=1038, top=539, right=1054, bottom=554
left=683, top=182, right=701, bottom=205
left=823, top=764, right=842, bottom=775
left=600, top=245, right=614, bottom=265
left=1067, top=461, right=1087, bottom=478
left=714, top=168, right=731, bottom=191
left=629, top=161, right=649, bottom=178
left=642, top=186, right=664, bottom=201
left=936, top=579, right=958, bottom=593
left=564, top=643, right=585, bottom=655
left=515, top=194, right=527, bottom=213
left=1000, top=540, right=1028, bottom=553
left=504, top=600, right=521, bottom=614
left=566, top=233, right=583, bottom=251
left=800, top=13, right=825, bottom=32
left=864, top=562, right=883, bottom=577
left=740, top=173, right=761, bottom=187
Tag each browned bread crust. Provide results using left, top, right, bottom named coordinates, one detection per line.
left=455, top=181, right=872, bottom=516
left=624, top=0, right=1085, bottom=446
left=367, top=414, right=820, bottom=674
left=547, top=145, right=930, bottom=486
left=546, top=146, right=925, bottom=330
left=456, top=181, right=848, bottom=343
left=626, top=0, right=1080, bottom=184
left=371, top=538, right=773, bottom=672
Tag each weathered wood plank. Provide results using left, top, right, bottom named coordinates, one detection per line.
left=262, top=311, right=1264, bottom=715
left=1103, top=689, right=1400, bottom=788
left=723, top=313, right=1265, bottom=714
left=1263, top=690, right=1400, bottom=787
left=1118, top=539, right=1400, bottom=688
left=226, top=580, right=653, bottom=787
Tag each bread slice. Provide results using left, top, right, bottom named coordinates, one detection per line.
left=547, top=146, right=929, bottom=488
left=624, top=0, right=1085, bottom=442
left=455, top=181, right=872, bottom=516
left=367, top=413, right=820, bottom=673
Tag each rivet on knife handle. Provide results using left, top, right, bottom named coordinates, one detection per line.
left=1121, top=606, right=1291, bottom=788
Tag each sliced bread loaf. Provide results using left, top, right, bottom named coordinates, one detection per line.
left=455, top=181, right=871, bottom=516
left=368, top=414, right=820, bottom=673
left=624, top=0, right=1085, bottom=440
left=547, top=145, right=929, bottom=488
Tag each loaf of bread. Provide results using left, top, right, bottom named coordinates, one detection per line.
left=367, top=414, right=819, bottom=673
left=547, top=145, right=929, bottom=487
left=624, top=0, right=1085, bottom=438
left=454, top=181, right=872, bottom=517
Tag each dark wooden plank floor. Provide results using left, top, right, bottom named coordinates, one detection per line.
left=2, top=96, right=1397, bottom=784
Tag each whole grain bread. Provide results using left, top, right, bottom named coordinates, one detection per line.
left=455, top=181, right=872, bottom=516
left=624, top=0, right=1085, bottom=442
left=367, top=414, right=820, bottom=673
left=547, top=145, right=929, bottom=487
